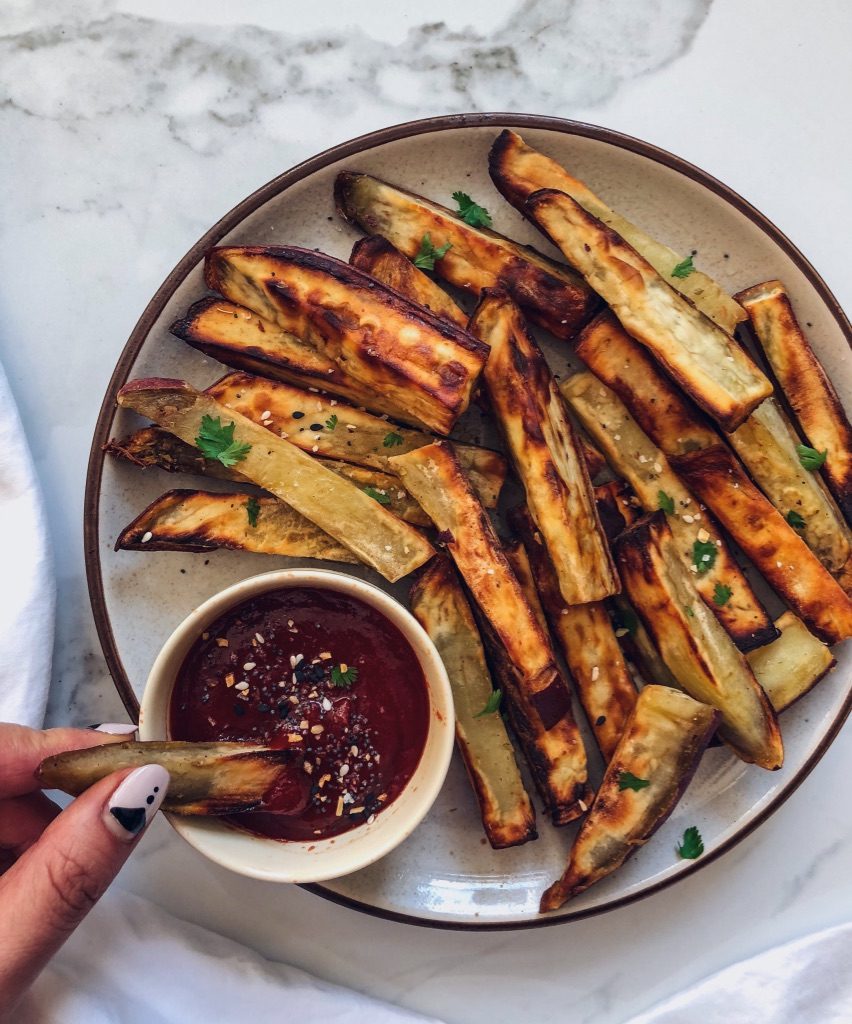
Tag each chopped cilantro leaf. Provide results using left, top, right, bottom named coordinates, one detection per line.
left=195, top=415, right=252, bottom=467
left=713, top=582, right=732, bottom=606
left=383, top=431, right=404, bottom=448
left=325, top=414, right=338, bottom=431
left=363, top=485, right=391, bottom=506
left=618, top=770, right=650, bottom=791
left=671, top=255, right=695, bottom=279
left=786, top=509, right=806, bottom=529
left=676, top=825, right=704, bottom=859
left=413, top=233, right=452, bottom=271
left=474, top=689, right=502, bottom=718
left=684, top=605, right=695, bottom=618
left=245, top=496, right=261, bottom=528
left=797, top=444, right=827, bottom=471
left=331, top=664, right=359, bottom=689
left=693, top=538, right=718, bottom=575
left=658, top=490, right=675, bottom=515
left=452, top=191, right=492, bottom=228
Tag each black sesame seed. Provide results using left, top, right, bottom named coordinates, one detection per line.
left=595, top=715, right=607, bottom=726
left=292, top=411, right=305, bottom=419
left=309, top=423, right=323, bottom=432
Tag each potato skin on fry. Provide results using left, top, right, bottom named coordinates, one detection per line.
left=410, top=556, right=537, bottom=848
left=526, top=189, right=771, bottom=431
left=204, top=245, right=488, bottom=434
left=349, top=235, right=467, bottom=328
left=615, top=512, right=783, bottom=770
left=470, top=288, right=618, bottom=605
left=335, top=170, right=598, bottom=340
left=540, top=685, right=718, bottom=912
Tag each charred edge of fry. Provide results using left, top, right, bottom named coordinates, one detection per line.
left=105, top=427, right=243, bottom=481
left=594, top=480, right=640, bottom=543
left=671, top=445, right=852, bottom=646
left=349, top=235, right=468, bottom=328
left=471, top=287, right=618, bottom=605
left=333, top=170, right=599, bottom=340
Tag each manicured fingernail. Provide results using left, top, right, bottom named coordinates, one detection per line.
left=91, top=723, right=138, bottom=736
left=104, top=765, right=169, bottom=841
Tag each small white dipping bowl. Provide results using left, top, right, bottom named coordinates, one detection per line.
left=139, top=568, right=455, bottom=883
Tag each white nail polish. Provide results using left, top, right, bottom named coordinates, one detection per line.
left=92, top=723, right=139, bottom=736
left=104, top=765, right=169, bottom=840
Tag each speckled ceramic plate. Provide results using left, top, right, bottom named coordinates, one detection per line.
left=86, top=113, right=852, bottom=929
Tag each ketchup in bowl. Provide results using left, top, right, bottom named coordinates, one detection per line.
left=169, top=587, right=430, bottom=841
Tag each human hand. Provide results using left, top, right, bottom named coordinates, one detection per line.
left=0, top=723, right=169, bottom=1021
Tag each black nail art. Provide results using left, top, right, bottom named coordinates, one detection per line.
left=110, top=806, right=147, bottom=836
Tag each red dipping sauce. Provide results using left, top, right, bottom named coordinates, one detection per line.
left=169, top=587, right=430, bottom=841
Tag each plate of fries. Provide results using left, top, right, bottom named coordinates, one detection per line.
left=86, top=113, right=852, bottom=928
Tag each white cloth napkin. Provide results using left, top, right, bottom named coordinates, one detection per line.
left=623, top=922, right=852, bottom=1024
left=0, top=362, right=54, bottom=729
left=0, top=357, right=440, bottom=1024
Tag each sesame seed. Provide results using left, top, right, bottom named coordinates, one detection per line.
left=350, top=745, right=359, bottom=757
left=578, top=800, right=588, bottom=812
left=591, top=666, right=600, bottom=681
left=384, top=545, right=392, bottom=551
left=321, top=697, right=332, bottom=711
left=303, top=761, right=313, bottom=774
left=288, top=733, right=303, bottom=743
left=346, top=424, right=357, bottom=432
left=776, top=561, right=783, bottom=568
left=697, top=528, right=710, bottom=543
left=255, top=633, right=265, bottom=644
left=225, top=672, right=235, bottom=687
left=243, top=662, right=256, bottom=671
left=141, top=531, right=153, bottom=544
left=614, top=433, right=621, bottom=441
left=368, top=814, right=376, bottom=824
left=615, top=628, right=629, bottom=637
left=339, top=764, right=350, bottom=777
left=653, top=463, right=663, bottom=473
left=234, top=681, right=249, bottom=691
left=701, top=554, right=711, bottom=562
left=216, top=638, right=229, bottom=648
left=638, top=455, right=648, bottom=463
left=312, top=445, right=319, bottom=452
left=311, top=724, right=324, bottom=735
left=682, top=514, right=695, bottom=523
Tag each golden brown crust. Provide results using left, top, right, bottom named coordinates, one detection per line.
left=510, top=505, right=637, bottom=760
left=671, top=445, right=852, bottom=645
left=390, top=441, right=592, bottom=824
left=334, top=170, right=598, bottom=340
left=115, top=489, right=359, bottom=562
left=116, top=378, right=434, bottom=582
left=737, top=279, right=852, bottom=522
left=526, top=189, right=771, bottom=431
left=562, top=372, right=777, bottom=651
left=410, top=556, right=537, bottom=848
left=540, top=685, right=719, bottom=911
left=469, top=289, right=618, bottom=604
left=615, top=512, right=783, bottom=769
left=204, top=246, right=488, bottom=434
left=349, top=235, right=467, bottom=327
left=488, top=129, right=746, bottom=334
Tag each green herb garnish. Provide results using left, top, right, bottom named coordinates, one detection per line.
left=713, top=582, right=732, bottom=606
left=331, top=664, right=359, bottom=689
left=786, top=509, right=806, bottom=529
left=246, top=496, right=261, bottom=528
left=684, top=605, right=695, bottom=618
left=413, top=233, right=452, bottom=271
left=325, top=414, right=338, bottom=431
left=693, top=538, right=718, bottom=575
left=474, top=689, right=502, bottom=718
left=797, top=444, right=827, bottom=471
left=452, top=191, right=492, bottom=228
left=671, top=255, right=695, bottom=279
left=617, top=771, right=650, bottom=791
left=363, top=485, right=391, bottom=506
left=383, top=431, right=404, bottom=448
left=658, top=490, right=675, bottom=515
left=195, top=415, right=251, bottom=467
left=676, top=825, right=704, bottom=859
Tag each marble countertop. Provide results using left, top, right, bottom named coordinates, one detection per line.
left=2, top=0, right=851, bottom=1020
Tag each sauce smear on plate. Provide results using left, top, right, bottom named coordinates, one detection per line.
left=170, top=587, right=429, bottom=841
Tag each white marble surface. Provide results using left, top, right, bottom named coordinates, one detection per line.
left=1, top=0, right=851, bottom=1020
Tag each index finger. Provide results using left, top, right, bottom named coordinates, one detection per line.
left=0, top=725, right=134, bottom=799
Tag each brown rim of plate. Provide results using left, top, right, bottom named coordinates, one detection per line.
left=84, top=112, right=852, bottom=931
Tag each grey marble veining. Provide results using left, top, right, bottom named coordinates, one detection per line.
left=1, top=0, right=851, bottom=1021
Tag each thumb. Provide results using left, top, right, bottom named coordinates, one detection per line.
left=0, top=765, right=169, bottom=1015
